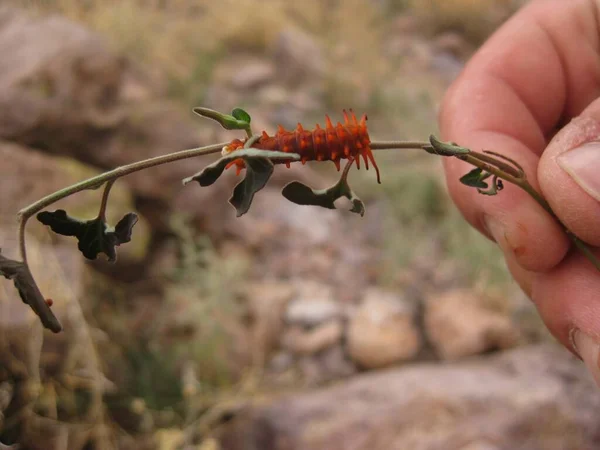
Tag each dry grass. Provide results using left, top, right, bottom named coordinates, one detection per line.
left=19, top=0, right=390, bottom=108
left=407, top=0, right=526, bottom=43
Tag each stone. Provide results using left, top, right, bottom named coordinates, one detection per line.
left=217, top=345, right=600, bottom=450
left=230, top=60, right=275, bottom=89
left=346, top=288, right=421, bottom=369
left=285, top=283, right=342, bottom=327
left=268, top=351, right=294, bottom=373
left=245, top=282, right=295, bottom=365
left=0, top=6, right=214, bottom=231
left=318, top=344, right=356, bottom=380
left=281, top=320, right=343, bottom=356
left=272, top=29, right=326, bottom=84
left=424, top=289, right=520, bottom=361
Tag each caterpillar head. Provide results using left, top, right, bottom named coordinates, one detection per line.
left=221, top=138, right=245, bottom=156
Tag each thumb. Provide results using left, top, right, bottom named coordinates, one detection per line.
left=538, top=98, right=600, bottom=246
left=534, top=99, right=600, bottom=386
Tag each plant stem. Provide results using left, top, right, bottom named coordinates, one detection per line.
left=372, top=139, right=600, bottom=272
left=17, top=215, right=27, bottom=264
left=97, top=180, right=115, bottom=221
left=453, top=154, right=600, bottom=271
left=371, top=141, right=430, bottom=150
left=16, top=142, right=226, bottom=263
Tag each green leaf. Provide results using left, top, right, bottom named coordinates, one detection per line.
left=193, top=107, right=251, bottom=132
left=37, top=210, right=138, bottom=262
left=282, top=176, right=365, bottom=217
left=231, top=108, right=251, bottom=124
left=0, top=250, right=62, bottom=333
left=459, top=168, right=490, bottom=189
left=229, top=157, right=274, bottom=217
left=427, top=135, right=471, bottom=156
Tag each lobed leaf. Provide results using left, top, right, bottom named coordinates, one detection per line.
left=0, top=250, right=62, bottom=333
left=282, top=177, right=365, bottom=217
left=182, top=148, right=299, bottom=187
left=229, top=157, right=274, bottom=217
left=183, top=148, right=300, bottom=216
left=37, top=210, right=138, bottom=262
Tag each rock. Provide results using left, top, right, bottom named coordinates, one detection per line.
left=281, top=320, right=343, bottom=356
left=230, top=60, right=275, bottom=90
left=347, top=288, right=421, bottom=369
left=424, top=289, right=520, bottom=360
left=318, top=344, right=356, bottom=380
left=268, top=351, right=294, bottom=373
left=246, top=282, right=295, bottom=365
left=430, top=52, right=464, bottom=81
left=272, top=29, right=326, bottom=84
left=433, top=32, right=472, bottom=59
left=217, top=345, right=600, bottom=450
left=0, top=6, right=215, bottom=231
left=284, top=282, right=342, bottom=327
left=297, top=355, right=324, bottom=386
left=390, top=14, right=420, bottom=35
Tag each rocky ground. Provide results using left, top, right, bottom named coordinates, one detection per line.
left=1, top=2, right=598, bottom=450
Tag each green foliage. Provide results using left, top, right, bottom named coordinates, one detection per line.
left=459, top=168, right=504, bottom=196
left=193, top=107, right=253, bottom=136
left=123, top=343, right=184, bottom=411
left=381, top=169, right=447, bottom=225
left=459, top=167, right=489, bottom=189
left=37, top=209, right=138, bottom=262
left=378, top=168, right=510, bottom=287
left=167, top=216, right=249, bottom=387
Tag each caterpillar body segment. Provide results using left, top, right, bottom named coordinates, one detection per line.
left=222, top=110, right=381, bottom=183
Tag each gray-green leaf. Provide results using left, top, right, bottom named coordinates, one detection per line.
left=37, top=210, right=138, bottom=262
left=230, top=157, right=274, bottom=217
left=182, top=148, right=300, bottom=187
left=0, top=250, right=62, bottom=333
left=183, top=148, right=301, bottom=216
left=282, top=176, right=365, bottom=217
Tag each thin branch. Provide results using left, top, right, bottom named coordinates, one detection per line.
left=17, top=214, right=27, bottom=264
left=371, top=141, right=430, bottom=150
left=16, top=142, right=226, bottom=264
left=372, top=137, right=600, bottom=272
left=97, top=180, right=115, bottom=222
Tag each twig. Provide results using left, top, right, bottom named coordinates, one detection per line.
left=16, top=142, right=226, bottom=264
left=97, top=180, right=116, bottom=222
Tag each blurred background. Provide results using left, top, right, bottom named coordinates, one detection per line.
left=1, top=0, right=599, bottom=449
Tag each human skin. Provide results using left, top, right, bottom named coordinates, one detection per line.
left=439, top=0, right=600, bottom=385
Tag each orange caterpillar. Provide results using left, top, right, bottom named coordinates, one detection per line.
left=223, top=110, right=381, bottom=183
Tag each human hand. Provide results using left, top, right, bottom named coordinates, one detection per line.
left=440, top=0, right=600, bottom=385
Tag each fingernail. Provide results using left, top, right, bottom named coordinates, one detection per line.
left=572, top=329, right=600, bottom=387
left=557, top=142, right=600, bottom=202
